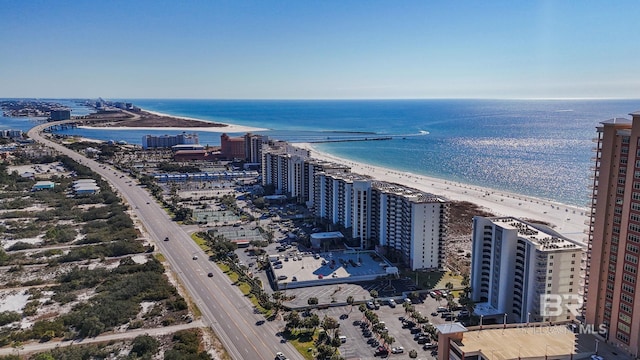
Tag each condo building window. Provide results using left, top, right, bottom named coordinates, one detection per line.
left=616, top=332, right=629, bottom=344
left=624, top=264, right=637, bottom=274
left=618, top=322, right=631, bottom=334
left=635, top=171, right=640, bottom=179
left=625, top=254, right=639, bottom=264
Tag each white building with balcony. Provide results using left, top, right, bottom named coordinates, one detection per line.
left=470, top=216, right=585, bottom=324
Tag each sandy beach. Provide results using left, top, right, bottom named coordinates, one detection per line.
left=72, top=106, right=589, bottom=242
left=80, top=108, right=268, bottom=133
left=141, top=109, right=269, bottom=132
left=78, top=124, right=266, bottom=133
left=294, top=142, right=589, bottom=243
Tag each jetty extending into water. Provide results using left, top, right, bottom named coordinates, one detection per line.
left=308, top=136, right=392, bottom=144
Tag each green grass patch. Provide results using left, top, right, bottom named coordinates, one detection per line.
left=154, top=253, right=166, bottom=262
left=402, top=270, right=464, bottom=290
left=228, top=271, right=239, bottom=283
left=190, top=233, right=209, bottom=251
left=247, top=295, right=273, bottom=317
left=434, top=271, right=463, bottom=290
left=217, top=261, right=272, bottom=315
left=286, top=329, right=317, bottom=360
left=238, top=282, right=251, bottom=295
left=217, top=263, right=230, bottom=272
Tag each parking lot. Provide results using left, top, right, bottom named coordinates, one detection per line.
left=315, top=301, right=442, bottom=359
left=219, top=191, right=466, bottom=358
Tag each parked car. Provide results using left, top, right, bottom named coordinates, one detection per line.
left=367, top=301, right=376, bottom=309
left=391, top=347, right=404, bottom=354
left=375, top=346, right=389, bottom=357
left=423, top=343, right=437, bottom=350
left=388, top=299, right=396, bottom=308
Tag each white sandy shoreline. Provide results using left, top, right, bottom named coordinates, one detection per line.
left=79, top=108, right=268, bottom=133
left=294, top=142, right=589, bottom=242
left=69, top=106, right=589, bottom=240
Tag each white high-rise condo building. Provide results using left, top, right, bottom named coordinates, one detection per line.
left=261, top=143, right=448, bottom=271
left=471, top=216, right=584, bottom=324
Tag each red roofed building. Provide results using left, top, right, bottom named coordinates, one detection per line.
left=220, top=133, right=246, bottom=160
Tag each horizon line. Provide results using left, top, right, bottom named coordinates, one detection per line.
left=2, top=96, right=640, bottom=101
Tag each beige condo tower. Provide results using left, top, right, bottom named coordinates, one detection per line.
left=585, top=111, right=640, bottom=355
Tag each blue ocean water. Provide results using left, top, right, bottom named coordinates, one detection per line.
left=3, top=98, right=639, bottom=207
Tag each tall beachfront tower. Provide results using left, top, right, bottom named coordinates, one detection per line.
left=470, top=217, right=584, bottom=324
left=372, top=182, right=447, bottom=271
left=585, top=112, right=640, bottom=354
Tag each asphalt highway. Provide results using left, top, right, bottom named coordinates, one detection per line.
left=27, top=123, right=302, bottom=360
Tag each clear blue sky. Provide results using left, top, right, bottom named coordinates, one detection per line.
left=1, top=0, right=638, bottom=99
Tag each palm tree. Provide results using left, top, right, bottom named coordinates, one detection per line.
left=461, top=274, right=470, bottom=287
left=370, top=289, right=378, bottom=299
left=386, top=335, right=395, bottom=350
left=346, top=296, right=354, bottom=313
left=321, top=316, right=340, bottom=338
left=445, top=281, right=454, bottom=291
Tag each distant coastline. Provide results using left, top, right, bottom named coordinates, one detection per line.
left=80, top=108, right=268, bottom=133
left=44, top=98, right=640, bottom=207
